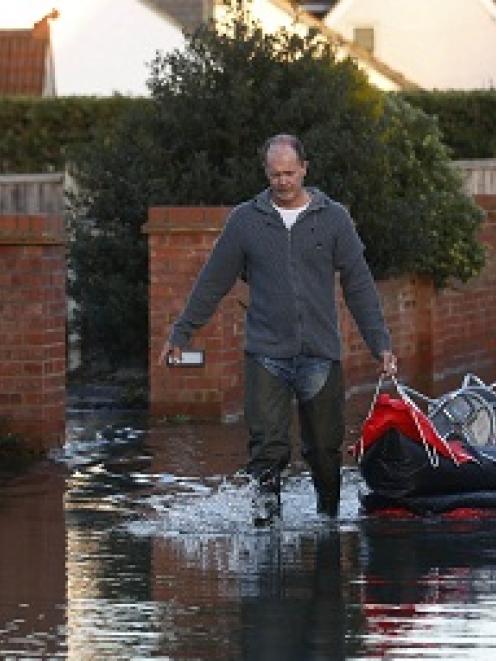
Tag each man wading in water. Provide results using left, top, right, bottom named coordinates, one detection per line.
left=159, top=134, right=397, bottom=524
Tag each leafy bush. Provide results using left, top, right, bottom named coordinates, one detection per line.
left=68, top=13, right=485, bottom=367
left=362, top=94, right=485, bottom=283
left=67, top=101, right=158, bottom=368
left=399, top=90, right=496, bottom=159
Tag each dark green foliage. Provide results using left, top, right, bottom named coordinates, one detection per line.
left=67, top=14, right=485, bottom=367
left=399, top=90, right=496, bottom=159
left=67, top=101, right=159, bottom=368
left=361, top=95, right=485, bottom=284
left=147, top=20, right=386, bottom=205
left=0, top=95, right=148, bottom=173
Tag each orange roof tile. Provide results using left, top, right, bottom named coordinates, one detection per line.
left=0, top=12, right=57, bottom=96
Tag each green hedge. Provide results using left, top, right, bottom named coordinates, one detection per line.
left=0, top=95, right=150, bottom=173
left=398, top=90, right=496, bottom=159
left=3, top=90, right=494, bottom=173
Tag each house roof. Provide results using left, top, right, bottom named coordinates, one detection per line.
left=324, top=0, right=496, bottom=89
left=283, top=0, right=420, bottom=89
left=0, top=11, right=57, bottom=96
left=155, top=0, right=419, bottom=90
left=298, top=2, right=335, bottom=18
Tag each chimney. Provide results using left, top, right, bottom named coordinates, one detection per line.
left=33, top=8, right=60, bottom=39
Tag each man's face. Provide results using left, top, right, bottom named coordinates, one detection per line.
left=265, top=144, right=307, bottom=208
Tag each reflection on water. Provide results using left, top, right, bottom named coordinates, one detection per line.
left=0, top=466, right=66, bottom=658
left=1, top=412, right=496, bottom=658
left=355, top=518, right=496, bottom=660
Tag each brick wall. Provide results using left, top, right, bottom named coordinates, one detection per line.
left=340, top=274, right=436, bottom=398
left=340, top=193, right=496, bottom=407
left=432, top=194, right=496, bottom=392
left=0, top=213, right=66, bottom=450
left=145, top=195, right=496, bottom=421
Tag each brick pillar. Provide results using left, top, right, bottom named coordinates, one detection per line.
left=0, top=214, right=66, bottom=451
left=143, top=206, right=245, bottom=421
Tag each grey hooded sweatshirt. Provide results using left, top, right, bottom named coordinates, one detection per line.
left=169, top=188, right=391, bottom=361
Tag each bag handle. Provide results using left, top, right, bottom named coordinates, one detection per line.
left=359, top=375, right=462, bottom=468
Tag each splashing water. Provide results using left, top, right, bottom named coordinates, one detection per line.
left=127, top=467, right=363, bottom=539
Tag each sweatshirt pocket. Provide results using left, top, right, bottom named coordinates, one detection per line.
left=300, top=227, right=332, bottom=263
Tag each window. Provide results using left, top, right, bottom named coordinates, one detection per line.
left=353, top=27, right=375, bottom=55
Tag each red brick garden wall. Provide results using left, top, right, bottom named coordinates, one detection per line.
left=432, top=194, right=496, bottom=392
left=146, top=195, right=496, bottom=421
left=0, top=214, right=66, bottom=450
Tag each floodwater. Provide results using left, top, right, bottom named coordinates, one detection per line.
left=2, top=411, right=496, bottom=660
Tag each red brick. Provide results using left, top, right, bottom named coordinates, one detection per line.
left=22, top=362, right=44, bottom=376
left=0, top=393, right=22, bottom=406
left=148, top=207, right=171, bottom=223
left=168, top=206, right=206, bottom=224
left=475, top=194, right=496, bottom=209
left=22, top=392, right=44, bottom=406
left=204, top=207, right=231, bottom=224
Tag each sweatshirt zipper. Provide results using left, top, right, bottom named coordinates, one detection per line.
left=287, top=225, right=304, bottom=353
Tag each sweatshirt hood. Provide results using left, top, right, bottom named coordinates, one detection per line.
left=253, top=187, right=330, bottom=215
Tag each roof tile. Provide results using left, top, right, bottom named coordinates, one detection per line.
left=0, top=15, right=54, bottom=96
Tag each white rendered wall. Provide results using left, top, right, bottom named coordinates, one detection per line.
left=325, top=0, right=496, bottom=89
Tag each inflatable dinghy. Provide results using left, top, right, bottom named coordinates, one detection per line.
left=352, top=374, right=496, bottom=516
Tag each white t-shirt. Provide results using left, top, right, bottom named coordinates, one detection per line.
left=272, top=202, right=310, bottom=230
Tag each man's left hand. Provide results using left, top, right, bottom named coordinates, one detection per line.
left=381, top=350, right=397, bottom=377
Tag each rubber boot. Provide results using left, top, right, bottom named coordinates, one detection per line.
left=298, top=362, right=345, bottom=518
left=252, top=469, right=281, bottom=527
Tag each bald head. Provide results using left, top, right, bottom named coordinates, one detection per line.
left=263, top=134, right=309, bottom=209
left=262, top=134, right=307, bottom=166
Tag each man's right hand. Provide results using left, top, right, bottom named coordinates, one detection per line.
left=158, top=340, right=182, bottom=367
left=380, top=350, right=398, bottom=377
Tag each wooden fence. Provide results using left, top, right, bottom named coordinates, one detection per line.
left=0, top=173, right=64, bottom=214
left=455, top=159, right=496, bottom=196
